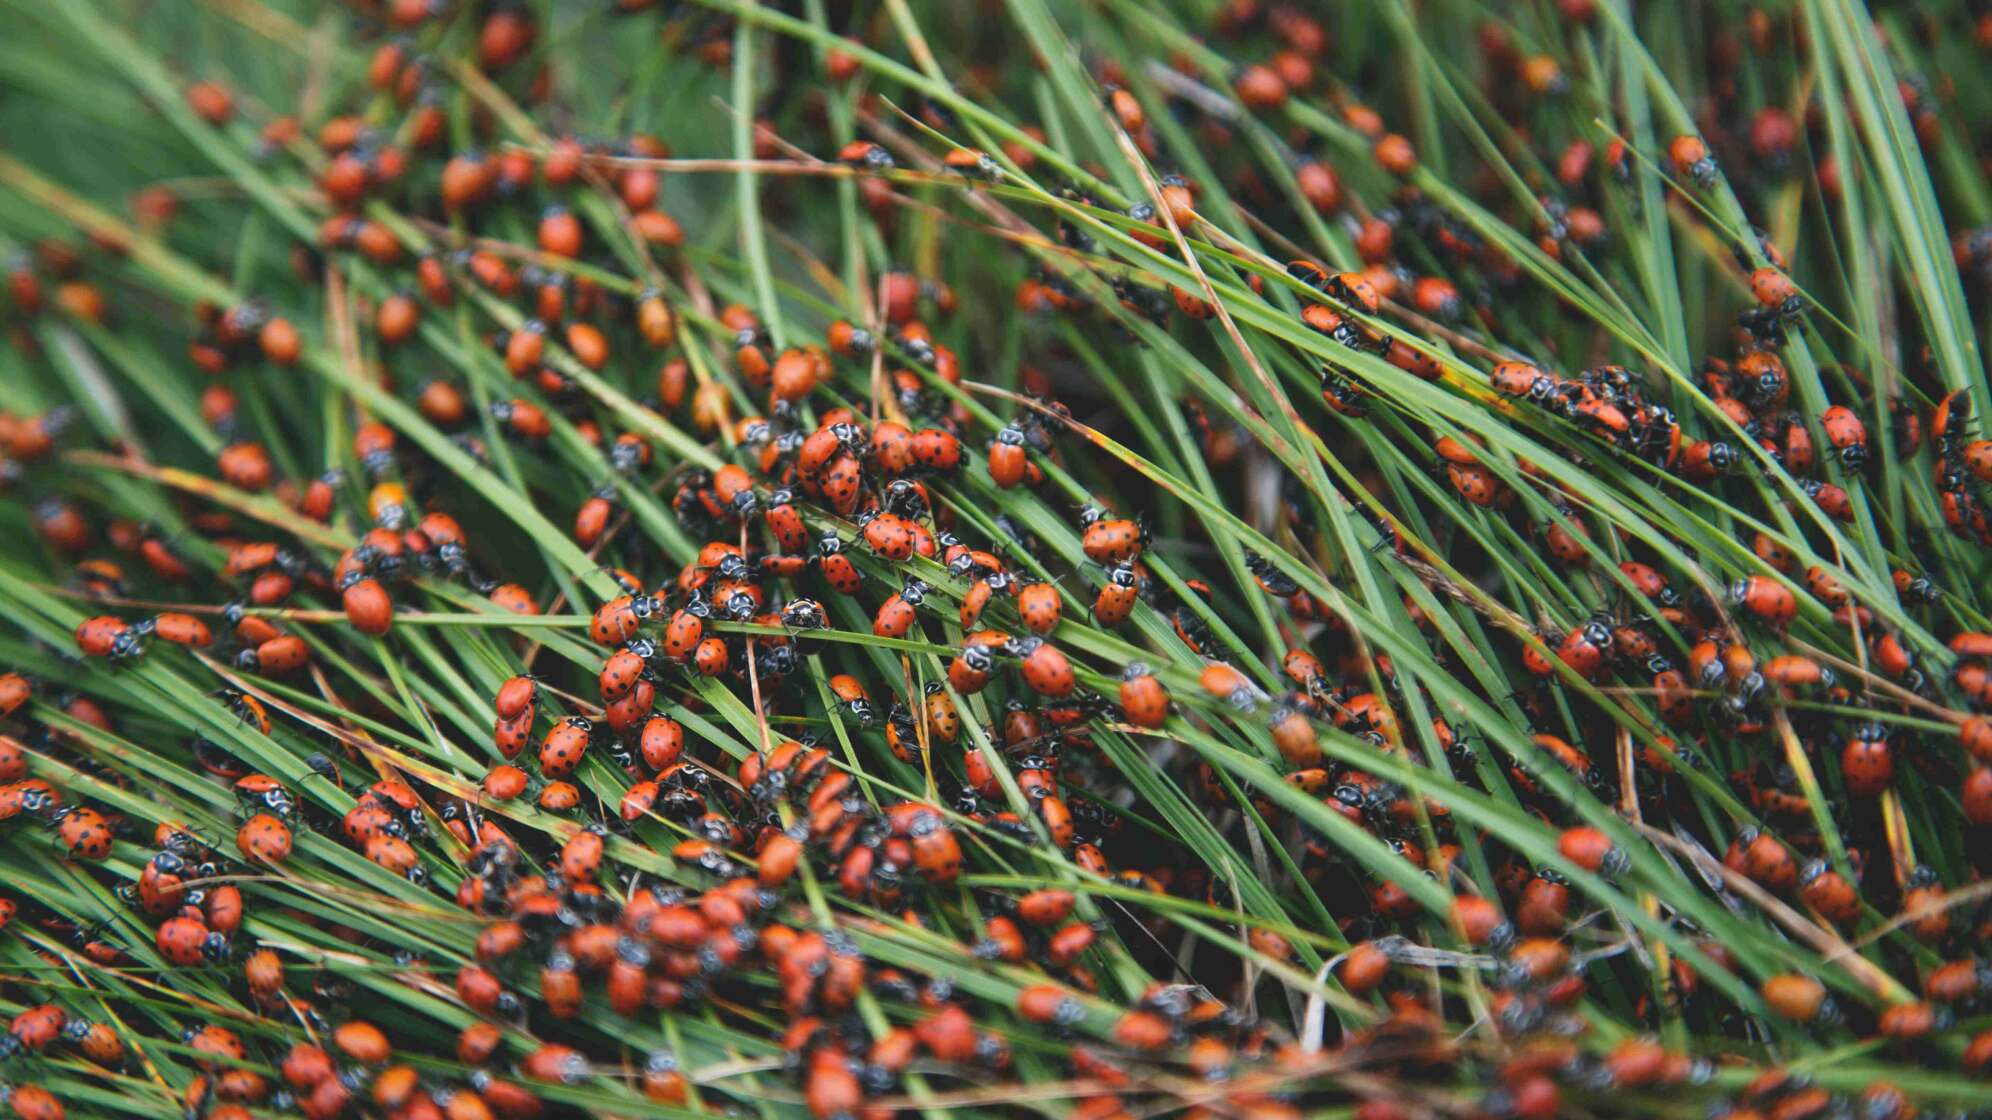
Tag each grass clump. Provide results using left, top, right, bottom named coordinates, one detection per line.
left=0, top=0, right=1989, bottom=1117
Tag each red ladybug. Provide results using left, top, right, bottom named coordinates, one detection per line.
left=911, top=428, right=963, bottom=472
left=1490, top=361, right=1556, bottom=400
left=1729, top=576, right=1796, bottom=628
left=53, top=806, right=114, bottom=859
left=8, top=1004, right=64, bottom=1052
left=1840, top=723, right=1894, bottom=796
left=1557, top=826, right=1628, bottom=879
left=1013, top=637, right=1075, bottom=698
left=591, top=594, right=656, bottom=646
left=873, top=581, right=926, bottom=639
left=157, top=915, right=217, bottom=967
left=599, top=646, right=649, bottom=699
left=763, top=490, right=808, bottom=551
left=340, top=574, right=394, bottom=635
left=495, top=675, right=537, bottom=721
left=859, top=512, right=917, bottom=561
left=1081, top=515, right=1145, bottom=564
left=539, top=718, right=592, bottom=777
left=1668, top=134, right=1716, bottom=186
left=1554, top=620, right=1613, bottom=680
left=1119, top=665, right=1168, bottom=729
left=816, top=533, right=863, bottom=595
left=495, top=709, right=534, bottom=759
left=152, top=612, right=212, bottom=647
left=639, top=716, right=685, bottom=770
left=236, top=813, right=293, bottom=863
left=837, top=141, right=894, bottom=170
left=1798, top=859, right=1862, bottom=925
left=1820, top=405, right=1869, bottom=468
left=0, top=673, right=31, bottom=718
left=1092, top=564, right=1139, bottom=625
left=252, top=635, right=310, bottom=674
left=987, top=426, right=1031, bottom=489
left=75, top=616, right=142, bottom=661
left=1017, top=582, right=1062, bottom=635
left=693, top=638, right=729, bottom=676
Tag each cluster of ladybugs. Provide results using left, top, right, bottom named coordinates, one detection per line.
left=3, top=0, right=1992, bottom=1117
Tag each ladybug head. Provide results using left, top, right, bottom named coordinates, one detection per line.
left=898, top=334, right=936, bottom=366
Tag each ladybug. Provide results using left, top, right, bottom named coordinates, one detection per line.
left=236, top=813, right=292, bottom=863
left=816, top=532, right=863, bottom=594
left=1748, top=267, right=1802, bottom=316
left=495, top=710, right=534, bottom=759
left=1490, top=361, right=1558, bottom=401
left=859, top=511, right=917, bottom=560
left=837, top=141, right=894, bottom=170
left=1092, top=564, right=1139, bottom=625
left=1963, top=767, right=1992, bottom=825
left=911, top=428, right=963, bottom=472
left=592, top=594, right=658, bottom=646
left=661, top=601, right=709, bottom=661
left=1017, top=582, right=1062, bottom=635
left=491, top=398, right=551, bottom=439
left=151, top=612, right=212, bottom=647
left=599, top=645, right=650, bottom=699
left=903, top=811, right=962, bottom=883
left=1729, top=576, right=1796, bottom=628
left=8, top=1005, right=64, bottom=1053
left=827, top=675, right=875, bottom=726
left=2, top=1081, right=70, bottom=1120
left=251, top=634, right=310, bottom=674
left=1556, top=826, right=1628, bottom=879
left=233, top=773, right=296, bottom=821
left=987, top=426, right=1031, bottom=489
left=1840, top=722, right=1894, bottom=796
left=495, top=675, right=537, bottom=721
left=1667, top=134, right=1716, bottom=186
left=1118, top=665, right=1168, bottom=729
left=1820, top=405, right=1869, bottom=469
left=1678, top=439, right=1737, bottom=482
left=1797, top=859, right=1861, bottom=926
left=763, top=490, right=809, bottom=551
left=340, top=573, right=394, bottom=636
left=693, top=637, right=729, bottom=676
left=482, top=761, right=529, bottom=797
left=155, top=912, right=220, bottom=964
left=574, top=490, right=617, bottom=549
left=1901, top=866, right=1952, bottom=944
left=776, top=598, right=825, bottom=632
left=50, top=805, right=114, bottom=860
left=1080, top=515, right=1146, bottom=564
left=1755, top=655, right=1830, bottom=694
left=949, top=636, right=1001, bottom=694
left=1737, top=350, right=1789, bottom=408
left=76, top=615, right=144, bottom=661
left=539, top=718, right=592, bottom=777
left=1437, top=460, right=1496, bottom=507
left=1012, top=637, right=1075, bottom=698
left=0, top=673, right=31, bottom=718
left=1554, top=620, right=1613, bottom=680
left=873, top=580, right=927, bottom=639
left=1801, top=479, right=1854, bottom=522
left=1738, top=828, right=1798, bottom=890
left=1893, top=568, right=1942, bottom=605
